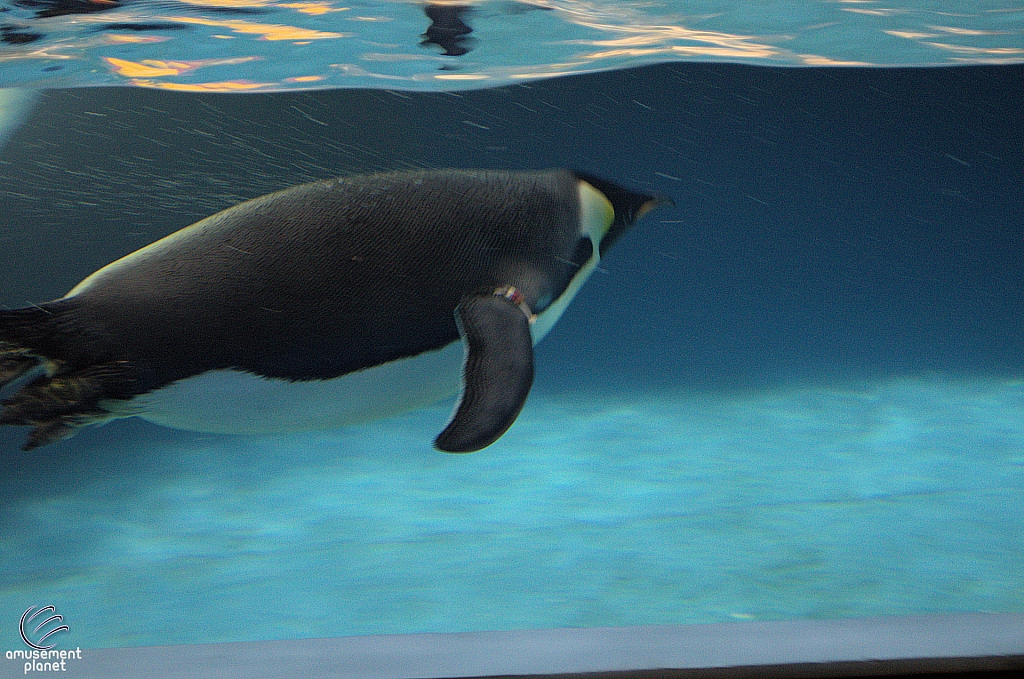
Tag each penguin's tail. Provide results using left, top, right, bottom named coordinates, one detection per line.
left=0, top=301, right=132, bottom=450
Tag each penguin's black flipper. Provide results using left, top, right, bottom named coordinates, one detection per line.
left=434, top=291, right=535, bottom=453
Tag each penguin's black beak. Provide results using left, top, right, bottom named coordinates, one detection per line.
left=632, top=194, right=675, bottom=224
left=599, top=189, right=674, bottom=257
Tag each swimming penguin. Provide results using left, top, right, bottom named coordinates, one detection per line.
left=0, top=169, right=668, bottom=452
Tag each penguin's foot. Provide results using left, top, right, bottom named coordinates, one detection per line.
left=0, top=346, right=40, bottom=390
left=0, top=361, right=134, bottom=451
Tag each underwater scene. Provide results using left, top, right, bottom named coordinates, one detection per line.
left=0, top=0, right=1023, bottom=661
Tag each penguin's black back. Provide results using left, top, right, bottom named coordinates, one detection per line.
left=53, top=169, right=586, bottom=389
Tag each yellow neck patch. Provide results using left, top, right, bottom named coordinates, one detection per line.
left=577, top=180, right=615, bottom=241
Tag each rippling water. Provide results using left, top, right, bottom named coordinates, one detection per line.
left=0, top=0, right=1022, bottom=92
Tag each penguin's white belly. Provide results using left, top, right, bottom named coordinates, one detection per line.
left=128, top=343, right=465, bottom=434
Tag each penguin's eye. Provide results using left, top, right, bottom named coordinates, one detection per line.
left=570, top=237, right=594, bottom=269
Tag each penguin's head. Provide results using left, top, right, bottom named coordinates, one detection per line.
left=525, top=170, right=673, bottom=344
left=572, top=171, right=674, bottom=257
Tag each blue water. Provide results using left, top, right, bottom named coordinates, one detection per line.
left=0, top=0, right=1023, bottom=656
left=2, top=378, right=1024, bottom=648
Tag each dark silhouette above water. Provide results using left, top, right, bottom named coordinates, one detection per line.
left=421, top=4, right=474, bottom=57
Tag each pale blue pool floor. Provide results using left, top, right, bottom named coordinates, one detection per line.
left=2, top=376, right=1023, bottom=649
